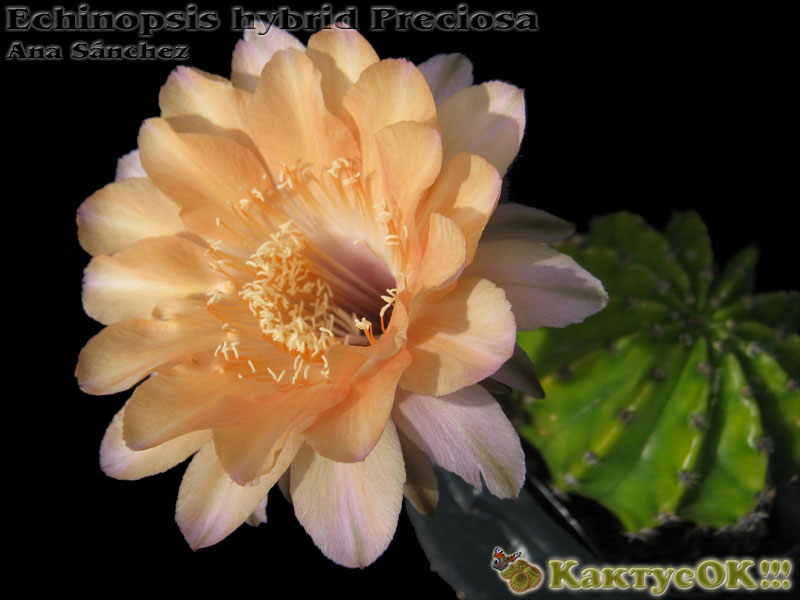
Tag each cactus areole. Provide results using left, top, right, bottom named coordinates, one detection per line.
left=518, top=212, right=799, bottom=533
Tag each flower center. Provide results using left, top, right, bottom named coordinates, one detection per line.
left=204, top=158, right=403, bottom=387
left=238, top=222, right=338, bottom=361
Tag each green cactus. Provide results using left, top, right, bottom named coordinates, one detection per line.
left=517, top=211, right=799, bottom=533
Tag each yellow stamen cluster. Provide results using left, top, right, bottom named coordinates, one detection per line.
left=239, top=222, right=337, bottom=378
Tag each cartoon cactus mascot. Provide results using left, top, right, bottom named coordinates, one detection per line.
left=517, top=211, right=799, bottom=534
left=501, top=560, right=543, bottom=593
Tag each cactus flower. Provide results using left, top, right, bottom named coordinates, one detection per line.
left=75, top=25, right=608, bottom=567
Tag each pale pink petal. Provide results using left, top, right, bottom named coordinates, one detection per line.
left=465, top=239, right=608, bottom=330
left=398, top=428, right=438, bottom=516
left=82, top=234, right=226, bottom=325
left=417, top=53, right=473, bottom=104
left=231, top=24, right=305, bottom=92
left=482, top=202, right=575, bottom=244
left=437, top=81, right=525, bottom=175
left=115, top=149, right=146, bottom=181
left=291, top=421, right=405, bottom=568
left=100, top=407, right=210, bottom=481
left=76, top=309, right=221, bottom=395
left=491, top=344, right=545, bottom=398
left=401, top=277, right=516, bottom=397
left=77, top=178, right=183, bottom=257
left=176, top=438, right=298, bottom=549
left=393, top=385, right=525, bottom=498
left=245, top=496, right=268, bottom=527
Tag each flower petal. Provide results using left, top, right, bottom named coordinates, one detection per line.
left=417, top=53, right=473, bottom=104
left=342, top=58, right=437, bottom=192
left=231, top=24, right=305, bottom=92
left=100, top=407, right=210, bottom=481
left=291, top=420, right=405, bottom=568
left=393, top=385, right=524, bottom=498
left=115, top=149, right=146, bottom=181
left=82, top=234, right=225, bottom=325
left=491, top=344, right=545, bottom=398
left=465, top=239, right=609, bottom=330
left=482, top=202, right=575, bottom=244
left=401, top=277, right=516, bottom=397
left=417, top=152, right=501, bottom=263
left=248, top=48, right=358, bottom=173
left=304, top=349, right=411, bottom=462
left=137, top=118, right=268, bottom=251
left=76, top=309, right=221, bottom=395
left=408, top=213, right=467, bottom=297
left=210, top=380, right=343, bottom=485
left=397, top=428, right=438, bottom=515
left=307, top=25, right=379, bottom=117
left=176, top=436, right=300, bottom=549
left=159, top=66, right=251, bottom=146
left=122, top=365, right=240, bottom=451
left=375, top=121, right=442, bottom=227
left=437, top=81, right=525, bottom=175
left=245, top=496, right=268, bottom=527
left=77, top=178, right=183, bottom=257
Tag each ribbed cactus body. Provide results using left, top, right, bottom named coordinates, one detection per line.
left=518, top=212, right=799, bottom=532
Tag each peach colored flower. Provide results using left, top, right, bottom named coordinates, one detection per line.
left=75, top=25, right=607, bottom=567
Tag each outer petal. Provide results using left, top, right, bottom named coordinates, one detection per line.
left=401, top=277, right=516, bottom=397
left=76, top=308, right=221, bottom=395
left=176, top=436, right=300, bottom=549
left=246, top=496, right=268, bottom=527
left=465, top=239, right=609, bottom=330
left=159, top=66, right=251, bottom=147
left=77, top=178, right=183, bottom=257
left=231, top=24, right=305, bottom=92
left=342, top=59, right=437, bottom=192
left=82, top=234, right=226, bottom=325
left=482, top=202, right=575, bottom=244
left=100, top=407, right=210, bottom=481
left=307, top=26, right=379, bottom=117
left=417, top=152, right=501, bottom=263
left=437, top=81, right=525, bottom=175
left=304, top=349, right=412, bottom=462
left=291, top=421, right=405, bottom=568
left=375, top=121, right=442, bottom=226
left=417, top=53, right=473, bottom=104
left=398, top=428, right=438, bottom=516
left=115, top=149, right=146, bottom=181
left=393, top=385, right=525, bottom=498
left=248, top=49, right=358, bottom=173
left=491, top=344, right=545, bottom=398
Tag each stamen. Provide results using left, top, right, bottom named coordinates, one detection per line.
left=235, top=221, right=340, bottom=386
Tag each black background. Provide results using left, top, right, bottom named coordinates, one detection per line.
left=6, top=1, right=795, bottom=596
